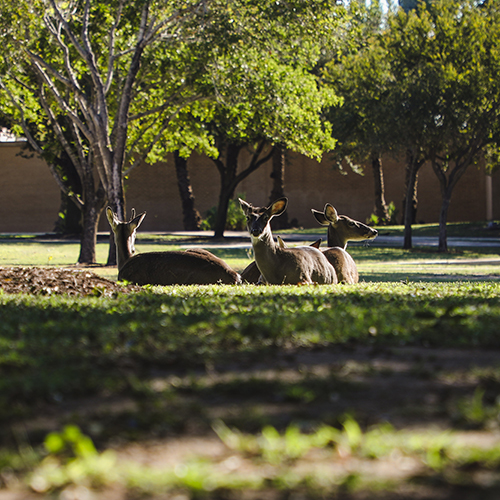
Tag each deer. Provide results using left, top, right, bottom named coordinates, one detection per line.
left=239, top=198, right=337, bottom=285
left=311, top=203, right=378, bottom=284
left=106, top=207, right=241, bottom=285
left=240, top=237, right=322, bottom=284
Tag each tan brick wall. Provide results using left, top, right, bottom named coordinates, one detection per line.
left=0, top=142, right=60, bottom=232
left=1, top=142, right=495, bottom=233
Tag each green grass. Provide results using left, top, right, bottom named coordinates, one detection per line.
left=278, top=220, right=500, bottom=238
left=1, top=281, right=499, bottom=417
left=2, top=227, right=500, bottom=498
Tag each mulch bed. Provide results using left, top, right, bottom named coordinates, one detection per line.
left=0, top=266, right=140, bottom=296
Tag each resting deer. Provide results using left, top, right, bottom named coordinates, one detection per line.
left=106, top=207, right=241, bottom=285
left=239, top=198, right=337, bottom=285
left=311, top=204, right=378, bottom=284
left=240, top=237, right=322, bottom=284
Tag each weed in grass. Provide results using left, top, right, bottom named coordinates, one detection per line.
left=17, top=416, right=500, bottom=497
left=454, top=388, right=500, bottom=430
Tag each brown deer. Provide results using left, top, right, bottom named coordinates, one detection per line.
left=240, top=237, right=322, bottom=284
left=106, top=207, right=241, bottom=285
left=239, top=198, right=337, bottom=285
left=311, top=204, right=378, bottom=284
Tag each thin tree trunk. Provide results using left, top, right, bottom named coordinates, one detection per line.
left=371, top=153, right=389, bottom=223
left=214, top=188, right=233, bottom=239
left=270, top=145, right=288, bottom=230
left=213, top=144, right=240, bottom=239
left=174, top=151, right=202, bottom=230
left=438, top=194, right=451, bottom=253
left=403, top=150, right=423, bottom=250
left=431, top=157, right=473, bottom=253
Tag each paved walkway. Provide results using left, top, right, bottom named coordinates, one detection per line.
left=166, top=231, right=500, bottom=250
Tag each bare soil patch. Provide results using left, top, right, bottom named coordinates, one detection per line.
left=0, top=266, right=139, bottom=296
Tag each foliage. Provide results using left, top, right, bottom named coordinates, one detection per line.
left=323, top=0, right=393, bottom=167
left=382, top=0, right=500, bottom=250
left=367, top=201, right=399, bottom=226
left=201, top=197, right=247, bottom=231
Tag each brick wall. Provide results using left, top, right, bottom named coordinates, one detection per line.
left=0, top=142, right=495, bottom=233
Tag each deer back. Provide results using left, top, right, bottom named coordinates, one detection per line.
left=107, top=207, right=241, bottom=285
left=119, top=251, right=241, bottom=285
left=321, top=247, right=359, bottom=284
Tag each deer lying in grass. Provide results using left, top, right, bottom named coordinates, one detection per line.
left=239, top=198, right=337, bottom=285
left=240, top=237, right=322, bottom=284
left=311, top=204, right=378, bottom=284
left=106, top=207, right=241, bottom=285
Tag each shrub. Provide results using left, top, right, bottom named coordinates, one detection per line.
left=201, top=196, right=247, bottom=231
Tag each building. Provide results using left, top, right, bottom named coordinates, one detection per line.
left=0, top=140, right=498, bottom=233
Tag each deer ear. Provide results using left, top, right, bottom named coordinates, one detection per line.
left=239, top=198, right=251, bottom=214
left=311, top=209, right=329, bottom=226
left=106, top=207, right=118, bottom=229
left=270, top=197, right=287, bottom=217
left=131, top=211, right=147, bottom=230
left=324, top=204, right=339, bottom=224
left=277, top=235, right=287, bottom=248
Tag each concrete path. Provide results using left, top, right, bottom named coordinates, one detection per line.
left=166, top=231, right=500, bottom=250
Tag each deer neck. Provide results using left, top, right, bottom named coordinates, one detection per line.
left=251, top=227, right=280, bottom=272
left=115, top=227, right=136, bottom=271
left=327, top=227, right=348, bottom=249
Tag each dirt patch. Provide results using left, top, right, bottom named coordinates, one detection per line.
left=0, top=266, right=140, bottom=296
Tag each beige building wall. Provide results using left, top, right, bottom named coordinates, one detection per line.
left=0, top=142, right=60, bottom=232
left=123, top=150, right=492, bottom=231
left=0, top=141, right=495, bottom=233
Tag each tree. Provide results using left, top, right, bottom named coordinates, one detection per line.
left=0, top=0, right=213, bottom=264
left=0, top=0, right=345, bottom=257
left=164, top=1, right=344, bottom=238
left=324, top=0, right=395, bottom=225
left=269, top=145, right=289, bottom=230
left=207, top=56, right=339, bottom=237
left=384, top=0, right=500, bottom=251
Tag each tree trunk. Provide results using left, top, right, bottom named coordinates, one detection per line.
left=54, top=192, right=82, bottom=235
left=371, top=153, right=389, bottom=223
left=270, top=145, right=289, bottom=230
left=78, top=204, right=101, bottom=264
left=431, top=157, right=474, bottom=254
left=174, top=151, right=202, bottom=230
left=212, top=140, right=274, bottom=238
left=78, top=181, right=106, bottom=264
left=402, top=150, right=423, bottom=250
left=438, top=193, right=451, bottom=253
left=105, top=173, right=126, bottom=266
left=213, top=144, right=241, bottom=239
left=214, top=187, right=233, bottom=239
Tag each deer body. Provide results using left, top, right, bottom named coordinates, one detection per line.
left=240, top=198, right=337, bottom=285
left=311, top=204, right=378, bottom=284
left=106, top=207, right=241, bottom=285
left=240, top=238, right=322, bottom=284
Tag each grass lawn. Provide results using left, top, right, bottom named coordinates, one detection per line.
left=1, top=225, right=500, bottom=499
